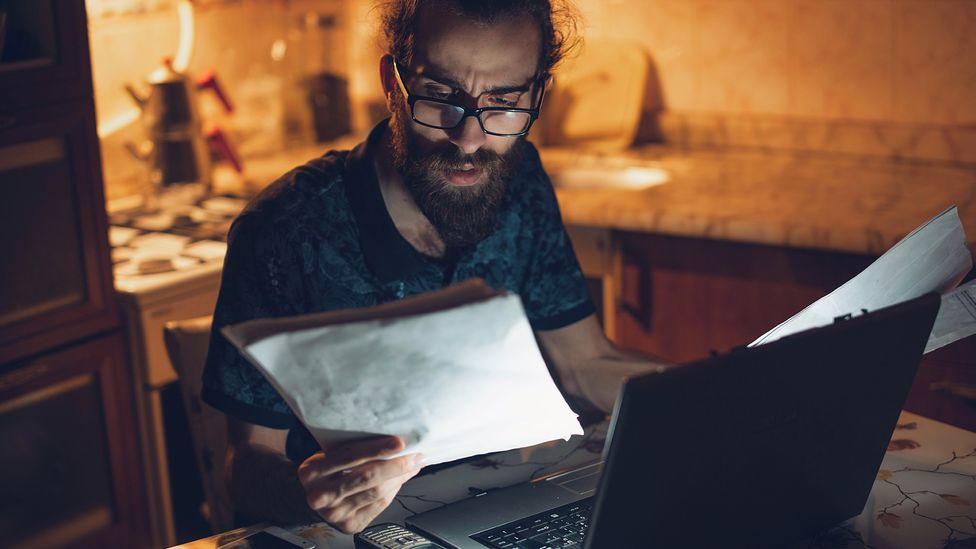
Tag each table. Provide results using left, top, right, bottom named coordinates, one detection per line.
left=172, top=412, right=976, bottom=549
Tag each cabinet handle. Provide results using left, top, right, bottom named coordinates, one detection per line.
left=620, top=254, right=652, bottom=332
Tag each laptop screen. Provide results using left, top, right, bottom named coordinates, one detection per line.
left=587, top=293, right=939, bottom=548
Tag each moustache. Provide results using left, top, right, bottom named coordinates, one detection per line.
left=421, top=146, right=504, bottom=172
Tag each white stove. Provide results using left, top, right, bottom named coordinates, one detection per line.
left=108, top=194, right=246, bottom=547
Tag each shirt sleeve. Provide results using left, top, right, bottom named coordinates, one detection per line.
left=520, top=151, right=596, bottom=331
left=201, top=212, right=302, bottom=429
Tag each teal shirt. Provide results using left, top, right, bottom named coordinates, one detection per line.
left=202, top=120, right=593, bottom=461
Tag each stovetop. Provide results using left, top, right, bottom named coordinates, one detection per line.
left=109, top=194, right=248, bottom=298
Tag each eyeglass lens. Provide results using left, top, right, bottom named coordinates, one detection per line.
left=413, top=100, right=532, bottom=135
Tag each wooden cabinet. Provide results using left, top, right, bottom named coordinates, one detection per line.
left=0, top=99, right=118, bottom=364
left=910, top=338, right=976, bottom=433
left=609, top=230, right=976, bottom=430
left=612, top=232, right=874, bottom=363
left=0, top=333, right=148, bottom=548
left=0, top=0, right=92, bottom=111
left=0, top=1, right=150, bottom=546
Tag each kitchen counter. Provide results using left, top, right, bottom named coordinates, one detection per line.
left=541, top=146, right=976, bottom=255
left=203, top=141, right=976, bottom=255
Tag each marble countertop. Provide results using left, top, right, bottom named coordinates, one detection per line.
left=118, top=140, right=976, bottom=258
left=540, top=146, right=976, bottom=255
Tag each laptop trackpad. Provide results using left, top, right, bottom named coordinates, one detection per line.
left=548, top=462, right=601, bottom=495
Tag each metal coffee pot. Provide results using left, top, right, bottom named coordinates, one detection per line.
left=125, top=58, right=235, bottom=189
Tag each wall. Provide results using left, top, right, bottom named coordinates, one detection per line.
left=576, top=0, right=976, bottom=163
left=579, top=0, right=976, bottom=124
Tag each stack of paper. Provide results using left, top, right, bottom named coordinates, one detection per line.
left=750, top=206, right=974, bottom=349
left=926, top=279, right=976, bottom=353
left=223, top=281, right=583, bottom=466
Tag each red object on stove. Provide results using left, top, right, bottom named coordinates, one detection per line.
left=197, top=69, right=234, bottom=113
left=206, top=126, right=243, bottom=173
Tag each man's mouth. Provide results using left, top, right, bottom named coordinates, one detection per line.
left=445, top=164, right=482, bottom=186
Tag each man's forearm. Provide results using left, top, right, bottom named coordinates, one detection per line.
left=225, top=443, right=321, bottom=525
left=536, top=315, right=675, bottom=416
left=560, top=346, right=673, bottom=415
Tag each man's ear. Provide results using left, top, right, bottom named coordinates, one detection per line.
left=379, top=55, right=397, bottom=111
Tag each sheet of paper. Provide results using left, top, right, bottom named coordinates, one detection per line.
left=751, top=206, right=973, bottom=347
left=235, top=294, right=583, bottom=466
left=925, top=278, right=976, bottom=353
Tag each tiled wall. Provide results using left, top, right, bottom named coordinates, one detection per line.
left=573, top=0, right=976, bottom=164
left=578, top=0, right=976, bottom=125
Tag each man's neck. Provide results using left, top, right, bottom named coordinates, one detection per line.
left=373, top=128, right=447, bottom=258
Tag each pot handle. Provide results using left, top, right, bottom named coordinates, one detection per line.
left=206, top=126, right=243, bottom=173
left=197, top=70, right=234, bottom=113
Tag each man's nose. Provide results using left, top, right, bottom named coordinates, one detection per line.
left=447, top=115, right=487, bottom=155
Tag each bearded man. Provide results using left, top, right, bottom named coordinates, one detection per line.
left=202, top=0, right=668, bottom=534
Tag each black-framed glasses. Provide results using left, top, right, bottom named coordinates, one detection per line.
left=393, top=59, right=544, bottom=137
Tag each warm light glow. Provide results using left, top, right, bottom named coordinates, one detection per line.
left=270, top=39, right=287, bottom=62
left=172, top=0, right=195, bottom=72
left=97, top=0, right=195, bottom=138
left=551, top=165, right=670, bottom=190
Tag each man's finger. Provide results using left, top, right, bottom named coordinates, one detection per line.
left=317, top=475, right=405, bottom=533
left=343, top=462, right=422, bottom=511
left=304, top=452, right=421, bottom=511
left=324, top=436, right=405, bottom=470
left=299, top=436, right=405, bottom=483
left=312, top=457, right=421, bottom=517
left=333, top=453, right=423, bottom=500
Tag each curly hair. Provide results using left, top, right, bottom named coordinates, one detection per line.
left=379, top=0, right=581, bottom=80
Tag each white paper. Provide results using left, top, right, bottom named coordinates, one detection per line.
left=750, top=206, right=973, bottom=347
left=925, top=278, right=976, bottom=353
left=239, top=294, right=583, bottom=465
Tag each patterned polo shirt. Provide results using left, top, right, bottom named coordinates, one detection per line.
left=201, top=119, right=593, bottom=461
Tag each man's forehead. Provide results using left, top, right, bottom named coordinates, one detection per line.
left=411, top=3, right=541, bottom=88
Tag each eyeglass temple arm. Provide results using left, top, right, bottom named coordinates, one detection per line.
left=533, top=75, right=550, bottom=112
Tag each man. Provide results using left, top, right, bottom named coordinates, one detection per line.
left=202, top=0, right=667, bottom=535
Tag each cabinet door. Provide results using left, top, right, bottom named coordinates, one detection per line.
left=0, top=0, right=92, bottom=110
left=0, top=332, right=148, bottom=549
left=0, top=99, right=118, bottom=364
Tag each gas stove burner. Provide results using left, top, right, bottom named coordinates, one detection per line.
left=132, top=212, right=177, bottom=232
left=166, top=220, right=233, bottom=242
left=109, top=193, right=246, bottom=278
left=116, top=254, right=201, bottom=277
left=110, top=193, right=245, bottom=247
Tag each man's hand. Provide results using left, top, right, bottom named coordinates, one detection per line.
left=297, top=436, right=424, bottom=534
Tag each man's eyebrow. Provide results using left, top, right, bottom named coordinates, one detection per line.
left=483, top=83, right=532, bottom=95
left=417, top=69, right=532, bottom=96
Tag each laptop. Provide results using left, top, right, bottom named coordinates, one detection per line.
left=404, top=293, right=940, bottom=549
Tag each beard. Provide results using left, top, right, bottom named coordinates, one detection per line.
left=389, top=106, right=526, bottom=250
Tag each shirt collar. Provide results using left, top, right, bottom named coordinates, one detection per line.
left=344, top=118, right=429, bottom=283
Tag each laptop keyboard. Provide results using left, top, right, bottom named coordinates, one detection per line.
left=470, top=498, right=594, bottom=549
